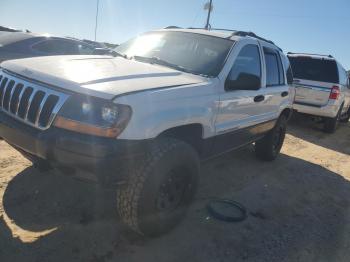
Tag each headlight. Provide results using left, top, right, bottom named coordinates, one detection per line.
left=101, top=105, right=119, bottom=124
left=53, top=96, right=132, bottom=138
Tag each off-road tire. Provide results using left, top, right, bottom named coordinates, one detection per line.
left=324, top=105, right=343, bottom=133
left=255, top=115, right=287, bottom=161
left=340, top=106, right=350, bottom=123
left=117, top=138, right=199, bottom=237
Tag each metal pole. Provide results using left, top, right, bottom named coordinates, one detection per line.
left=205, top=0, right=213, bottom=30
left=94, top=0, right=100, bottom=41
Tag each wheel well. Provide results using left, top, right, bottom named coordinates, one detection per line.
left=158, top=124, right=204, bottom=154
left=281, top=108, right=292, bottom=120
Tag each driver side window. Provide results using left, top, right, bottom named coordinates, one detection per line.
left=226, top=44, right=261, bottom=91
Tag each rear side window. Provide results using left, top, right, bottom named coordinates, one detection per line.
left=286, top=65, right=293, bottom=85
left=338, top=64, right=348, bottom=86
left=281, top=54, right=293, bottom=85
left=264, top=48, right=284, bottom=87
left=288, top=56, right=339, bottom=83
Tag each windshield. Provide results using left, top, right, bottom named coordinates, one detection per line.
left=289, top=56, right=339, bottom=83
left=115, top=31, right=234, bottom=77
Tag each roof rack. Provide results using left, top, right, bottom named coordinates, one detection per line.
left=287, top=52, right=333, bottom=58
left=164, top=26, right=182, bottom=29
left=231, top=31, right=275, bottom=44
left=187, top=27, right=236, bottom=32
left=188, top=27, right=277, bottom=45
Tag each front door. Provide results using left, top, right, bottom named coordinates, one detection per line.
left=213, top=40, right=273, bottom=154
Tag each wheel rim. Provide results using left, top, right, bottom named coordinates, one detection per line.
left=156, top=168, right=190, bottom=212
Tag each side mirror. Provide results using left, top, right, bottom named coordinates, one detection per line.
left=225, top=73, right=261, bottom=91
left=93, top=48, right=111, bottom=55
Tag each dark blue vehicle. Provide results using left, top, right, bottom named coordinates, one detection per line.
left=0, top=32, right=110, bottom=63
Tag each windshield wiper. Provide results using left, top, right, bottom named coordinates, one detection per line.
left=132, top=55, right=201, bottom=75
left=111, top=50, right=128, bottom=59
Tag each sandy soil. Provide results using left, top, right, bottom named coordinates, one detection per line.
left=0, top=114, right=350, bottom=262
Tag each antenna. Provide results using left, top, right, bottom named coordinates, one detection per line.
left=204, top=0, right=213, bottom=30
left=94, top=0, right=100, bottom=41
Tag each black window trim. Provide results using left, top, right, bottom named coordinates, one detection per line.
left=225, top=43, right=262, bottom=92
left=277, top=51, right=285, bottom=85
left=264, top=47, right=285, bottom=87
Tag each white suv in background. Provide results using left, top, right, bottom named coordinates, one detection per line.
left=288, top=53, right=350, bottom=132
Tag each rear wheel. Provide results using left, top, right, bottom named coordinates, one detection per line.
left=340, top=106, right=350, bottom=123
left=117, top=138, right=199, bottom=237
left=255, top=115, right=287, bottom=161
left=324, top=105, right=343, bottom=133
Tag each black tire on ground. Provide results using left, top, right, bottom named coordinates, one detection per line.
left=117, top=138, right=199, bottom=237
left=340, top=106, right=350, bottom=123
left=255, top=115, right=287, bottom=161
left=324, top=105, right=343, bottom=133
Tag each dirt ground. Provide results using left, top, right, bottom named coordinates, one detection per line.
left=1, top=114, right=350, bottom=262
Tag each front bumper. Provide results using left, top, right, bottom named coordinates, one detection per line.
left=293, top=102, right=339, bottom=118
left=0, top=111, right=147, bottom=183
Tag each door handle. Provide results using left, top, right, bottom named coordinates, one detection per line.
left=281, top=91, right=289, bottom=97
left=254, top=95, right=265, bottom=102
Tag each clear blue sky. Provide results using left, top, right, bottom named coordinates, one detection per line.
left=1, top=0, right=350, bottom=69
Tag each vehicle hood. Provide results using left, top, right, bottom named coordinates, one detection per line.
left=1, top=55, right=206, bottom=100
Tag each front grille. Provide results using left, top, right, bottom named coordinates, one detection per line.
left=0, top=70, right=69, bottom=130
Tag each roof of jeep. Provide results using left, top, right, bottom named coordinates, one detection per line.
left=157, top=28, right=235, bottom=39
left=156, top=28, right=282, bottom=50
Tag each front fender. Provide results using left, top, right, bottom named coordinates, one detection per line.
left=114, top=82, right=220, bottom=140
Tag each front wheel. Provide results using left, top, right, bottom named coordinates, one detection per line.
left=255, top=115, right=287, bottom=161
left=117, top=138, right=199, bottom=237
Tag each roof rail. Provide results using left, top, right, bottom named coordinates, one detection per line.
left=164, top=26, right=182, bottom=29
left=231, top=31, right=275, bottom=45
left=287, top=52, right=333, bottom=58
left=188, top=27, right=277, bottom=45
left=231, top=31, right=282, bottom=51
left=187, top=27, right=236, bottom=32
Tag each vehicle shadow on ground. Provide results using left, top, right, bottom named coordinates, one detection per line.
left=288, top=113, right=350, bottom=155
left=1, top=147, right=350, bottom=262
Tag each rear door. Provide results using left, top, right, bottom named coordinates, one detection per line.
left=261, top=46, right=291, bottom=116
left=288, top=56, right=338, bottom=106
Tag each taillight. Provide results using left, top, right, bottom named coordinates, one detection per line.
left=329, top=86, right=340, bottom=100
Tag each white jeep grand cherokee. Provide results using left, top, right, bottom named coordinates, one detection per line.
left=0, top=28, right=294, bottom=236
